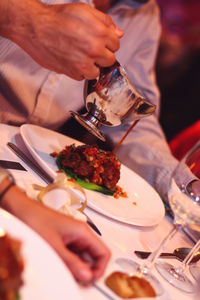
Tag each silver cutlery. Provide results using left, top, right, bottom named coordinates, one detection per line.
left=134, top=247, right=200, bottom=263
left=7, top=142, right=101, bottom=236
left=82, top=212, right=101, bottom=236
left=7, top=142, right=54, bottom=184
left=0, top=159, right=26, bottom=171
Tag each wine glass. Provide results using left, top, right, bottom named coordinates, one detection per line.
left=190, top=262, right=200, bottom=282
left=155, top=141, right=200, bottom=293
left=116, top=140, right=200, bottom=295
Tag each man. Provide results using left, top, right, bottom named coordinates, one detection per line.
left=0, top=0, right=122, bottom=284
left=0, top=1, right=177, bottom=204
left=0, top=0, right=178, bottom=281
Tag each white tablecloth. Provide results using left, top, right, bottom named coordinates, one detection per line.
left=0, top=123, right=199, bottom=300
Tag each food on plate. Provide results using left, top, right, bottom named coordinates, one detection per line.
left=0, top=231, right=24, bottom=300
left=52, top=144, right=122, bottom=195
left=105, top=271, right=156, bottom=298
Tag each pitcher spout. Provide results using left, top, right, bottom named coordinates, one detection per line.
left=123, top=97, right=156, bottom=122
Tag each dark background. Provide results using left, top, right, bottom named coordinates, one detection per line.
left=156, top=0, right=200, bottom=142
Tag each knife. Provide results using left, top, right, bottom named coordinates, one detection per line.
left=83, top=212, right=101, bottom=236
left=7, top=142, right=54, bottom=184
left=134, top=250, right=179, bottom=260
left=7, top=142, right=102, bottom=236
left=0, top=159, right=27, bottom=171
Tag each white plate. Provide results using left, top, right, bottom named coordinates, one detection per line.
left=0, top=208, right=82, bottom=300
left=20, top=124, right=165, bottom=227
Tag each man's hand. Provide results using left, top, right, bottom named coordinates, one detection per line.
left=0, top=0, right=123, bottom=80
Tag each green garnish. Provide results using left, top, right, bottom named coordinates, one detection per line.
left=56, top=154, right=115, bottom=195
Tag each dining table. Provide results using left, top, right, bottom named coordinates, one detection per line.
left=0, top=122, right=199, bottom=300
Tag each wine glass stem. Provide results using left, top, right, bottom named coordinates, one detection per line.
left=139, top=223, right=180, bottom=275
left=182, top=239, right=200, bottom=267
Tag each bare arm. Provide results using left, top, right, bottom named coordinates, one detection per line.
left=0, top=178, right=110, bottom=283
left=0, top=0, right=122, bottom=80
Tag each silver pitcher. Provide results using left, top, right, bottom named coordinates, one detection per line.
left=70, top=61, right=156, bottom=142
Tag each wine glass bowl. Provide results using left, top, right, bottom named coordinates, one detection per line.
left=168, top=179, right=200, bottom=229
left=156, top=141, right=200, bottom=293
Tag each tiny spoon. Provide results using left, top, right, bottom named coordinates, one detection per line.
left=134, top=247, right=200, bottom=264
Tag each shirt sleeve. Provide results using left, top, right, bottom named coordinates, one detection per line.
left=103, top=0, right=178, bottom=203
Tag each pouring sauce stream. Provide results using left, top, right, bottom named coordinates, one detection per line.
left=112, top=119, right=139, bottom=153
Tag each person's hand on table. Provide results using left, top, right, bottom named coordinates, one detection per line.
left=1, top=179, right=111, bottom=284
left=0, top=0, right=123, bottom=80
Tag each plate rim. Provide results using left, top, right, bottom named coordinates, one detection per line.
left=20, top=124, right=165, bottom=227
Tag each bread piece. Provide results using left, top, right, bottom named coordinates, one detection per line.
left=105, top=271, right=156, bottom=298
left=128, top=275, right=156, bottom=298
left=105, top=271, right=135, bottom=298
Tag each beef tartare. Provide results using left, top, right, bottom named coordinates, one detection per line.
left=53, top=144, right=121, bottom=193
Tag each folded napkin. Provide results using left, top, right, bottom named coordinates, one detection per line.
left=25, top=173, right=87, bottom=222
